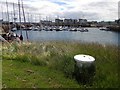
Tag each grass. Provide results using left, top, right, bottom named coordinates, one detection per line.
left=2, top=41, right=119, bottom=88
left=2, top=60, right=80, bottom=88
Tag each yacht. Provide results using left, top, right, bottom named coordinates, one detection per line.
left=11, top=27, right=17, bottom=31
left=99, top=27, right=110, bottom=31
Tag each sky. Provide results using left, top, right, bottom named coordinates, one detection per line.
left=0, top=0, right=119, bottom=22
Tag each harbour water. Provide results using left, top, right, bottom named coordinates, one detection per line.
left=14, top=28, right=119, bottom=46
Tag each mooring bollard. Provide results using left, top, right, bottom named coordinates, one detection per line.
left=74, top=54, right=95, bottom=84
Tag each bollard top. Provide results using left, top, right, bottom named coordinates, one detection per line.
left=74, top=54, right=95, bottom=62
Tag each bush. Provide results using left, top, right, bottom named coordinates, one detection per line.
left=30, top=56, right=47, bottom=66
left=49, top=54, right=75, bottom=78
left=15, top=54, right=30, bottom=62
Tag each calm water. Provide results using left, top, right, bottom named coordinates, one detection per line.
left=15, top=28, right=119, bottom=46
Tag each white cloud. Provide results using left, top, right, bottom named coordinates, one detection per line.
left=0, top=0, right=119, bottom=21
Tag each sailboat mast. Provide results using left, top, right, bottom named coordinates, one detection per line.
left=27, top=13, right=30, bottom=23
left=31, top=14, right=33, bottom=23
left=1, top=4, right=3, bottom=21
left=18, top=0, right=22, bottom=35
left=6, top=0, right=10, bottom=32
left=13, top=2, right=15, bottom=23
left=11, top=11, right=13, bottom=23
left=21, top=0, right=29, bottom=41
left=21, top=0, right=26, bottom=22
left=39, top=14, right=41, bottom=21
left=6, top=0, right=9, bottom=22
left=39, top=14, right=41, bottom=25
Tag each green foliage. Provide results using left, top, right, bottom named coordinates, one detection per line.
left=30, top=55, right=47, bottom=66
left=15, top=54, right=30, bottom=62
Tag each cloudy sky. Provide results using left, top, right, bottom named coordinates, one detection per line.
left=0, top=0, right=119, bottom=22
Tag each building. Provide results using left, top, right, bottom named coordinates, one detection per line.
left=64, top=19, right=78, bottom=27
left=79, top=19, right=87, bottom=25
left=64, top=19, right=72, bottom=25
left=41, top=20, right=52, bottom=26
left=72, top=19, right=78, bottom=24
left=99, top=21, right=117, bottom=27
left=55, top=19, right=63, bottom=26
left=88, top=21, right=98, bottom=27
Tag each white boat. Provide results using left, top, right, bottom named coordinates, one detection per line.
left=78, top=28, right=89, bottom=32
left=62, top=27, right=68, bottom=31
left=84, top=29, right=89, bottom=32
left=99, top=27, right=110, bottom=31
left=28, top=26, right=33, bottom=30
left=69, top=28, right=77, bottom=31
left=11, top=27, right=17, bottom=31
left=33, top=27, right=39, bottom=31
left=32, top=25, right=39, bottom=31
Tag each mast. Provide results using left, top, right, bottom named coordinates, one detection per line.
left=35, top=14, right=36, bottom=23
left=32, top=14, right=35, bottom=23
left=13, top=2, right=15, bottom=23
left=6, top=0, right=9, bottom=22
left=18, top=0, right=22, bottom=35
left=6, top=0, right=10, bottom=32
left=11, top=11, right=13, bottom=23
left=5, top=12, right=7, bottom=22
left=31, top=14, right=33, bottom=23
left=21, top=0, right=26, bottom=23
left=39, top=14, right=41, bottom=22
left=13, top=2, right=17, bottom=29
left=1, top=3, right=3, bottom=30
left=27, top=13, right=31, bottom=25
left=27, top=13, right=29, bottom=24
left=1, top=3, right=3, bottom=21
left=39, top=14, right=41, bottom=26
left=21, top=0, right=28, bottom=41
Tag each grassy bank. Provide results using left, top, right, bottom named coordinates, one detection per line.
left=2, top=41, right=119, bottom=88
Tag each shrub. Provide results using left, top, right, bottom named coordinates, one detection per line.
left=30, top=56, right=47, bottom=66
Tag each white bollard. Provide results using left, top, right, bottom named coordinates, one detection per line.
left=74, top=54, right=95, bottom=84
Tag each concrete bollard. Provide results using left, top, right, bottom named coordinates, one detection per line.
left=74, top=54, right=96, bottom=84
